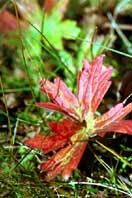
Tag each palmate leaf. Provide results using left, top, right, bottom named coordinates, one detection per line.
left=16, top=0, right=80, bottom=50
left=43, top=3, right=80, bottom=49
left=15, top=0, right=80, bottom=81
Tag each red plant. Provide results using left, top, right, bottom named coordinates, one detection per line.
left=0, top=10, right=17, bottom=34
left=25, top=55, right=132, bottom=180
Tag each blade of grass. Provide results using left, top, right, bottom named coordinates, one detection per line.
left=0, top=76, right=12, bottom=141
left=13, top=1, right=36, bottom=102
left=72, top=36, right=132, bottom=58
left=69, top=181, right=132, bottom=197
left=96, top=140, right=132, bottom=168
left=108, top=12, right=132, bottom=54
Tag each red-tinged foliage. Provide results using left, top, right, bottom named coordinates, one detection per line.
left=0, top=10, right=17, bottom=34
left=37, top=55, right=113, bottom=122
left=77, top=55, right=113, bottom=118
left=95, top=102, right=132, bottom=130
left=61, top=141, right=87, bottom=180
left=96, top=120, right=132, bottom=137
left=44, top=0, right=70, bottom=17
left=37, top=78, right=80, bottom=120
left=39, top=145, right=73, bottom=179
left=48, top=119, right=81, bottom=137
left=25, top=134, right=68, bottom=154
left=39, top=141, right=87, bottom=181
left=25, top=55, right=132, bottom=180
left=44, top=0, right=57, bottom=12
left=36, top=102, right=68, bottom=117
left=25, top=119, right=81, bottom=154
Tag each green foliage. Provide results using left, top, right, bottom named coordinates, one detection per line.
left=43, top=11, right=80, bottom=49
left=13, top=0, right=81, bottom=95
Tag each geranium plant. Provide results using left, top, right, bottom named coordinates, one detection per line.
left=25, top=55, right=132, bottom=180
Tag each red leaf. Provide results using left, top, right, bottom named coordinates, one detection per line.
left=77, top=59, right=90, bottom=105
left=39, top=145, right=72, bottom=180
left=91, top=68, right=112, bottom=113
left=44, top=0, right=57, bottom=12
left=25, top=119, right=81, bottom=154
left=24, top=55, right=132, bottom=181
left=54, top=78, right=78, bottom=107
left=95, top=103, right=132, bottom=129
left=0, top=10, right=17, bottom=34
left=39, top=78, right=58, bottom=100
left=77, top=55, right=112, bottom=119
left=61, top=141, right=87, bottom=180
left=25, top=135, right=68, bottom=154
left=36, top=102, right=66, bottom=115
left=44, top=163, right=64, bottom=181
left=38, top=56, right=113, bottom=122
left=39, top=78, right=80, bottom=120
left=44, top=0, right=70, bottom=17
left=83, top=55, right=104, bottom=114
left=96, top=120, right=132, bottom=137
left=48, top=119, right=81, bottom=137
left=39, top=141, right=87, bottom=181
